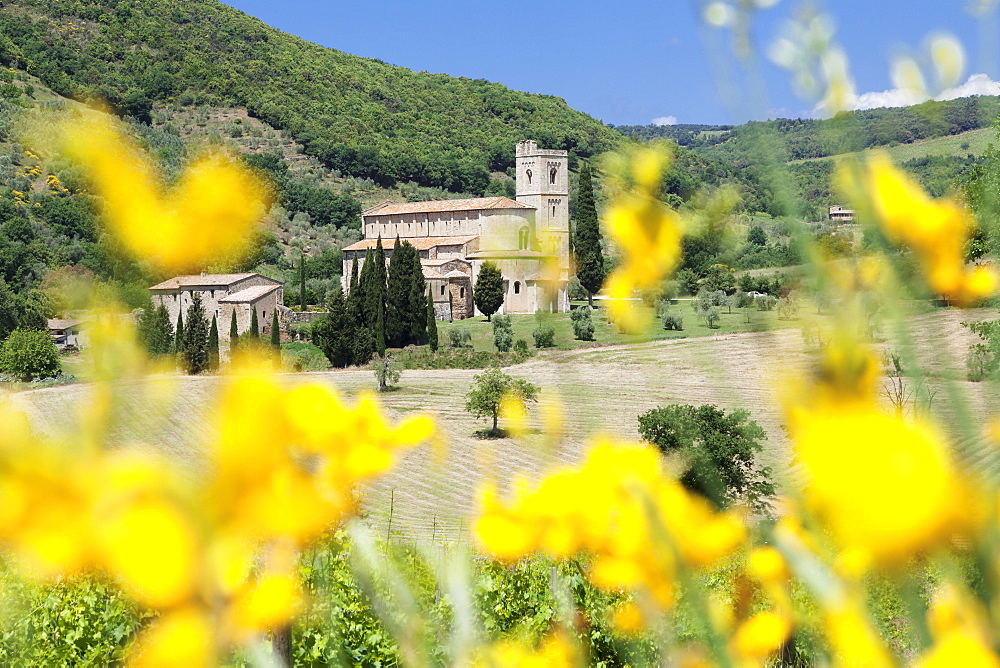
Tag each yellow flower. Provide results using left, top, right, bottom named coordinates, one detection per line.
left=916, top=632, right=1000, bottom=668
left=841, top=154, right=995, bottom=305
left=473, top=439, right=745, bottom=608
left=475, top=633, right=575, bottom=668
left=128, top=607, right=215, bottom=668
left=787, top=340, right=975, bottom=568
left=602, top=145, right=684, bottom=333
left=730, top=611, right=792, bottom=662
left=54, top=114, right=271, bottom=272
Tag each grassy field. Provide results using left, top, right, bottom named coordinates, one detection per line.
left=12, top=306, right=1000, bottom=545
left=790, top=127, right=995, bottom=165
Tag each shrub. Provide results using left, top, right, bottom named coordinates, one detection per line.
left=492, top=315, right=513, bottom=352
left=532, top=324, right=555, bottom=348
left=0, top=328, right=61, bottom=381
left=662, top=312, right=684, bottom=331
left=638, top=404, right=774, bottom=510
left=448, top=326, right=472, bottom=348
left=570, top=308, right=595, bottom=341
left=514, top=338, right=529, bottom=353
left=734, top=291, right=754, bottom=309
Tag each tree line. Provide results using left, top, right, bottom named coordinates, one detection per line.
left=137, top=293, right=281, bottom=373
left=312, top=237, right=437, bottom=368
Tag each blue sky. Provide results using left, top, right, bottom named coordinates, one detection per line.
left=223, top=1, right=999, bottom=127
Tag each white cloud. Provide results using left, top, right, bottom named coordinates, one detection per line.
left=936, top=72, right=1000, bottom=100
left=814, top=73, right=1000, bottom=116
left=651, top=115, right=678, bottom=126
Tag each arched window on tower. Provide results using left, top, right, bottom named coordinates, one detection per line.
left=526, top=169, right=532, bottom=184
left=514, top=281, right=521, bottom=295
left=460, top=287, right=465, bottom=299
left=550, top=166, right=557, bottom=184
left=518, top=226, right=529, bottom=250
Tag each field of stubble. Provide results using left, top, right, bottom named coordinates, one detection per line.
left=13, top=308, right=1000, bottom=542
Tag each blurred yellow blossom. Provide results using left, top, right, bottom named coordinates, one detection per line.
left=601, top=145, right=684, bottom=332
left=474, top=439, right=745, bottom=611
left=838, top=153, right=995, bottom=305
left=53, top=114, right=271, bottom=273
left=0, top=365, right=433, bottom=662
left=786, top=339, right=976, bottom=569
left=474, top=632, right=575, bottom=668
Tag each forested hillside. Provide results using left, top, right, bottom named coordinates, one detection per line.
left=617, top=96, right=1000, bottom=216
left=616, top=96, right=999, bottom=160
left=0, top=0, right=621, bottom=193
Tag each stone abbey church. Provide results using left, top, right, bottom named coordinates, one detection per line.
left=342, top=141, right=571, bottom=318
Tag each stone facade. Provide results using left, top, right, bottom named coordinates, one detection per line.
left=150, top=273, right=284, bottom=341
left=342, top=141, right=570, bottom=318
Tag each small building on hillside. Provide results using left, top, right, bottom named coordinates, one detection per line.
left=341, top=140, right=571, bottom=319
left=149, top=273, right=284, bottom=341
left=828, top=205, right=855, bottom=223
left=47, top=318, right=86, bottom=350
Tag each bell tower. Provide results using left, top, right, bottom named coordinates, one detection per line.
left=515, top=140, right=570, bottom=283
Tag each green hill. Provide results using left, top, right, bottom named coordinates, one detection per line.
left=0, top=0, right=621, bottom=193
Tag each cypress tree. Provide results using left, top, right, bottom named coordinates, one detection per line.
left=426, top=290, right=438, bottom=352
left=249, top=307, right=259, bottom=339
left=407, top=243, right=428, bottom=345
left=208, top=314, right=220, bottom=370
left=354, top=249, right=372, bottom=327
left=299, top=252, right=307, bottom=311
left=174, top=309, right=184, bottom=354
left=386, top=236, right=408, bottom=348
left=375, top=300, right=386, bottom=356
left=270, top=309, right=280, bottom=349
left=229, top=308, right=239, bottom=351
left=312, top=288, right=353, bottom=368
left=365, top=236, right=387, bottom=353
left=182, top=293, right=210, bottom=374
left=574, top=160, right=605, bottom=308
left=137, top=303, right=173, bottom=355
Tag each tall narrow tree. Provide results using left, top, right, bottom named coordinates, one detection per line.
left=299, top=252, right=307, bottom=312
left=270, top=310, right=280, bottom=349
left=182, top=293, right=210, bottom=375
left=208, top=314, right=220, bottom=370
left=386, top=236, right=408, bottom=347
left=174, top=309, right=184, bottom=354
left=407, top=244, right=428, bottom=345
left=229, top=308, right=239, bottom=351
left=573, top=160, right=605, bottom=308
left=354, top=249, right=372, bottom=327
left=365, top=236, right=387, bottom=353
left=249, top=307, right=259, bottom=339
left=426, top=290, right=438, bottom=352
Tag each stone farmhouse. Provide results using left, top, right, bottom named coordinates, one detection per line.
left=149, top=273, right=284, bottom=341
left=342, top=140, right=571, bottom=319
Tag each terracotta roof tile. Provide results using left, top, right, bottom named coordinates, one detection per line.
left=218, top=284, right=282, bottom=303
left=362, top=197, right=531, bottom=217
left=342, top=236, right=478, bottom=252
left=150, top=273, right=263, bottom=290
